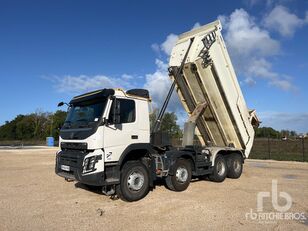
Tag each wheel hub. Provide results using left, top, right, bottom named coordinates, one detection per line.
left=127, top=171, right=144, bottom=191
left=176, top=167, right=188, bottom=183
left=233, top=159, right=241, bottom=172
left=217, top=161, right=226, bottom=176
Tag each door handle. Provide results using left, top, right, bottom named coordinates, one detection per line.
left=131, top=135, right=138, bottom=139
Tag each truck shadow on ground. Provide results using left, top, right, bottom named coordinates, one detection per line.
left=74, top=182, right=104, bottom=195
left=73, top=177, right=210, bottom=197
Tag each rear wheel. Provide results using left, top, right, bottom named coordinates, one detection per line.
left=116, top=161, right=149, bottom=202
left=209, top=154, right=227, bottom=182
left=227, top=154, right=243, bottom=179
left=165, top=159, right=192, bottom=191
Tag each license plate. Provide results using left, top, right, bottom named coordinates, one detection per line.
left=61, top=165, right=70, bottom=171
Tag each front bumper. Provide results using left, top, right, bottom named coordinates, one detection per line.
left=55, top=149, right=106, bottom=186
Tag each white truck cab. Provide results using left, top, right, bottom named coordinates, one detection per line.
left=56, top=89, right=154, bottom=196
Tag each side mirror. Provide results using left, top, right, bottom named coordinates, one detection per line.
left=57, top=102, right=64, bottom=107
left=113, top=99, right=121, bottom=124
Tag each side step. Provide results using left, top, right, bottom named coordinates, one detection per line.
left=194, top=160, right=213, bottom=176
left=105, top=178, right=120, bottom=184
left=196, top=161, right=212, bottom=168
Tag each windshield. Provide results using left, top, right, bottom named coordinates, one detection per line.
left=63, top=99, right=107, bottom=129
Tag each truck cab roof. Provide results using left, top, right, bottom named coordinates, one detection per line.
left=70, top=88, right=150, bottom=104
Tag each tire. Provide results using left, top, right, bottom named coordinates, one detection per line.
left=165, top=159, right=192, bottom=191
left=116, top=161, right=149, bottom=202
left=227, top=154, right=243, bottom=179
left=209, top=154, right=227, bottom=182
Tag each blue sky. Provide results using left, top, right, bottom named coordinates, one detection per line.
left=0, top=0, right=307, bottom=132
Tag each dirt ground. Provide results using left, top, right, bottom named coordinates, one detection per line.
left=0, top=148, right=307, bottom=231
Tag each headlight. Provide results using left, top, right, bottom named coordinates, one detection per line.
left=202, top=149, right=210, bottom=155
left=83, top=155, right=101, bottom=173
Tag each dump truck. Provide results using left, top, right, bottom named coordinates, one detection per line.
left=55, top=20, right=259, bottom=201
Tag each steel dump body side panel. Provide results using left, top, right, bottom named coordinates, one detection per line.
left=169, top=20, right=256, bottom=157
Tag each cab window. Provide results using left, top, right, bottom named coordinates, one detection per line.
left=109, top=99, right=136, bottom=124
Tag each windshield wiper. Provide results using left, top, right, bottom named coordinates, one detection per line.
left=78, top=124, right=88, bottom=128
left=63, top=120, right=72, bottom=128
left=76, top=119, right=89, bottom=128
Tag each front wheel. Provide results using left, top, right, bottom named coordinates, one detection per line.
left=165, top=159, right=192, bottom=191
left=116, top=161, right=149, bottom=202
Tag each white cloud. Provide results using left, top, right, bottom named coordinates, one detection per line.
left=264, top=5, right=308, bottom=37
left=220, top=9, right=280, bottom=57
left=244, top=0, right=295, bottom=8
left=151, top=34, right=178, bottom=56
left=44, top=73, right=137, bottom=95
left=147, top=22, right=205, bottom=113
left=192, top=22, right=201, bottom=29
left=244, top=77, right=256, bottom=86
left=269, top=78, right=295, bottom=91
left=244, top=0, right=261, bottom=8
left=143, top=59, right=181, bottom=112
left=259, top=111, right=308, bottom=133
left=151, top=43, right=161, bottom=55
left=44, top=58, right=178, bottom=109
left=160, top=33, right=178, bottom=56
left=147, top=24, right=208, bottom=115
left=143, top=59, right=170, bottom=107
left=46, top=57, right=184, bottom=122
left=219, top=8, right=296, bottom=91
left=121, top=74, right=134, bottom=81
left=45, top=75, right=115, bottom=93
left=247, top=58, right=276, bottom=78
left=151, top=22, right=203, bottom=56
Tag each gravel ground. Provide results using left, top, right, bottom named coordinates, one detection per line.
left=0, top=148, right=307, bottom=231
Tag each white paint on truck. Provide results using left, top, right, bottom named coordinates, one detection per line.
left=55, top=20, right=259, bottom=201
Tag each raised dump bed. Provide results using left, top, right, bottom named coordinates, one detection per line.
left=169, top=20, right=259, bottom=157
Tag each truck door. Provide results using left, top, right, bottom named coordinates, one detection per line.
left=103, top=98, right=139, bottom=162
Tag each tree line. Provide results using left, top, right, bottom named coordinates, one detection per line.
left=0, top=110, right=66, bottom=141
left=254, top=127, right=307, bottom=139
left=0, top=109, right=306, bottom=141
left=0, top=109, right=183, bottom=141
